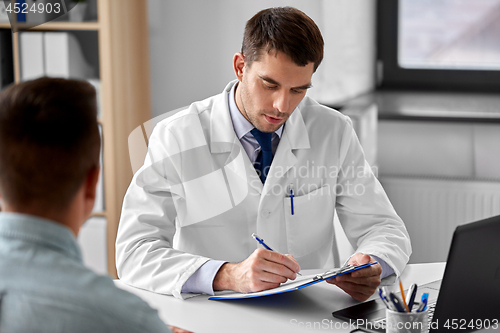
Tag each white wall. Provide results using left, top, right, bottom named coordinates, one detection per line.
left=313, top=0, right=377, bottom=105
left=148, top=0, right=376, bottom=117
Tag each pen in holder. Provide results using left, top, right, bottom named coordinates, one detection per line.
left=386, top=304, right=429, bottom=333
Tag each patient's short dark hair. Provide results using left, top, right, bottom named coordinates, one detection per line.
left=0, top=77, right=100, bottom=209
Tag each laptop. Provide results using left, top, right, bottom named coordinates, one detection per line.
left=333, top=214, right=500, bottom=332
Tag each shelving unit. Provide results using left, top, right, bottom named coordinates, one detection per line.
left=1, top=0, right=152, bottom=278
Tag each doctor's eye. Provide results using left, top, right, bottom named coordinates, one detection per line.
left=264, top=84, right=278, bottom=90
left=291, top=89, right=305, bottom=94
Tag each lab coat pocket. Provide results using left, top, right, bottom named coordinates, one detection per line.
left=284, top=185, right=334, bottom=258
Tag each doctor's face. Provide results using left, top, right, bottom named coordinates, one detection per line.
left=234, top=51, right=315, bottom=133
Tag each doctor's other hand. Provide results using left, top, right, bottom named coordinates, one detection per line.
left=213, top=248, right=301, bottom=294
left=326, top=253, right=382, bottom=302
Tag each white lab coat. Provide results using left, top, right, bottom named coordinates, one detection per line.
left=116, top=81, right=411, bottom=299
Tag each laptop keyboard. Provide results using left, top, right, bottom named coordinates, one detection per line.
left=373, top=303, right=436, bottom=329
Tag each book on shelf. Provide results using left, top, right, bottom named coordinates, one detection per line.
left=44, top=32, right=95, bottom=78
left=5, top=0, right=97, bottom=24
left=25, top=0, right=60, bottom=24
left=13, top=0, right=63, bottom=24
left=15, top=0, right=26, bottom=22
left=92, top=124, right=104, bottom=213
left=19, top=31, right=101, bottom=115
left=0, top=29, right=14, bottom=89
left=20, top=31, right=96, bottom=80
left=19, top=32, right=45, bottom=81
left=0, top=1, right=9, bottom=23
left=87, top=78, right=102, bottom=119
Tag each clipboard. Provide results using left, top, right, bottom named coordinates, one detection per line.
left=209, top=262, right=376, bottom=300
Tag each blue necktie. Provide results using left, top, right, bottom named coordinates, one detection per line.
left=251, top=128, right=273, bottom=183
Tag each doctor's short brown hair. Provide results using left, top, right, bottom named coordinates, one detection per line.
left=0, top=77, right=100, bottom=210
left=242, top=6, right=324, bottom=72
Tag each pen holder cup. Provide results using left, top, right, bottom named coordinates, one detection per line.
left=386, top=308, right=428, bottom=333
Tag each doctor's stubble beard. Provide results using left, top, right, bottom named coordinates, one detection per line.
left=238, top=81, right=290, bottom=134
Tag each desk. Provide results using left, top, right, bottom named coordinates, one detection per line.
left=115, top=263, right=445, bottom=333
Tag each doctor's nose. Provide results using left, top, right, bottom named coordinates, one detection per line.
left=273, top=90, right=290, bottom=114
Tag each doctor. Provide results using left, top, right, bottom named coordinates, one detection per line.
left=116, top=7, right=411, bottom=301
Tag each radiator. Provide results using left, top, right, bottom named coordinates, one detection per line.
left=380, top=176, right=500, bottom=263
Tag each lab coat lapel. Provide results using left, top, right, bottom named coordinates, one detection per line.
left=209, top=81, right=263, bottom=195
left=261, top=106, right=310, bottom=203
left=209, top=81, right=238, bottom=154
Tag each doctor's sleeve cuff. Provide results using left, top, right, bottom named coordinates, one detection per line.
left=343, top=254, right=394, bottom=280
left=371, top=255, right=394, bottom=279
left=181, top=259, right=227, bottom=295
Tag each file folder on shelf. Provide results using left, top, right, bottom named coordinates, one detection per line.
left=20, top=32, right=44, bottom=81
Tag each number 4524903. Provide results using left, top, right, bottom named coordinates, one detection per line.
left=443, top=319, right=499, bottom=330
left=5, top=2, right=61, bottom=15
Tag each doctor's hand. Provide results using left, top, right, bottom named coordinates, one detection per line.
left=326, top=253, right=382, bottom=302
left=213, top=248, right=301, bottom=294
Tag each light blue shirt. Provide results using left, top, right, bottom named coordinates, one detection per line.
left=228, top=81, right=283, bottom=162
left=181, top=83, right=393, bottom=295
left=0, top=212, right=171, bottom=333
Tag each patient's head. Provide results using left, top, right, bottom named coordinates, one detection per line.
left=0, top=77, right=100, bottom=221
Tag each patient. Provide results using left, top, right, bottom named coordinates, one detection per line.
left=0, top=78, right=188, bottom=333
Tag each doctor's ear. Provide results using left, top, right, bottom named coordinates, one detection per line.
left=233, top=53, right=246, bottom=81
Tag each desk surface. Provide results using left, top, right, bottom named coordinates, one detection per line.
left=115, top=263, right=445, bottom=333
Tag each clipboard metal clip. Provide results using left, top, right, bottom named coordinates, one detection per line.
left=313, top=264, right=356, bottom=281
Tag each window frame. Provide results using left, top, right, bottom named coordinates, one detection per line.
left=377, top=0, right=500, bottom=92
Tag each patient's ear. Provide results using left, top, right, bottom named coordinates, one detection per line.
left=83, top=166, right=100, bottom=217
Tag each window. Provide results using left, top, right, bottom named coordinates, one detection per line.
left=378, top=0, right=500, bottom=91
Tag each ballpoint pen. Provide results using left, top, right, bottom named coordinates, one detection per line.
left=378, top=288, right=387, bottom=308
left=251, top=233, right=301, bottom=275
left=289, top=184, right=294, bottom=215
left=252, top=233, right=274, bottom=251
left=417, top=293, right=429, bottom=312
left=389, top=292, right=406, bottom=313
left=399, top=279, right=410, bottom=312
left=407, top=283, right=418, bottom=311
left=378, top=288, right=396, bottom=311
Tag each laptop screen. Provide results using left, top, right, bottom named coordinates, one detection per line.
left=333, top=214, right=500, bottom=333
left=430, top=214, right=500, bottom=332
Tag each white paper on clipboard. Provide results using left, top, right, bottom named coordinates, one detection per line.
left=209, top=262, right=376, bottom=300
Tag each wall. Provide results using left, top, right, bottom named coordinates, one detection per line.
left=147, top=0, right=377, bottom=117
